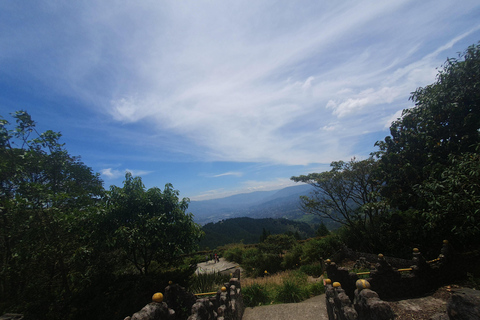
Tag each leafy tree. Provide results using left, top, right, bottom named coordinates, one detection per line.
left=258, top=234, right=296, bottom=255
left=106, top=173, right=203, bottom=274
left=414, top=151, right=480, bottom=249
left=287, top=230, right=301, bottom=240
left=315, top=222, right=330, bottom=237
left=372, top=43, right=480, bottom=252
left=259, top=227, right=271, bottom=242
left=291, top=158, right=386, bottom=250
left=375, top=43, right=480, bottom=210
left=0, top=111, right=104, bottom=317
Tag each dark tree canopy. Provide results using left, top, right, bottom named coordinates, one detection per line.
left=106, top=172, right=203, bottom=274
left=0, top=111, right=205, bottom=318
left=0, top=111, right=104, bottom=316
left=375, top=43, right=480, bottom=210
left=370, top=43, right=480, bottom=251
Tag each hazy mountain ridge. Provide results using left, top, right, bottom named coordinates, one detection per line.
left=189, top=184, right=314, bottom=224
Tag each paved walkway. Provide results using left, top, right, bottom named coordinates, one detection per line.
left=243, top=294, right=328, bottom=320
left=195, top=257, right=241, bottom=274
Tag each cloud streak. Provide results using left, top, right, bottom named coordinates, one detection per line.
left=1, top=0, right=479, bottom=173
left=212, top=172, right=243, bottom=178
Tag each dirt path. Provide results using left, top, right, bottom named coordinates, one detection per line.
left=243, top=294, right=328, bottom=320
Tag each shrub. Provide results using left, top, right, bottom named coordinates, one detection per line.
left=243, top=283, right=270, bottom=307
left=223, top=245, right=245, bottom=263
left=275, top=280, right=306, bottom=303
left=242, top=249, right=283, bottom=277
left=305, top=282, right=325, bottom=296
left=299, top=262, right=324, bottom=278
left=301, top=234, right=342, bottom=264
left=282, top=244, right=303, bottom=270
left=258, top=234, right=296, bottom=254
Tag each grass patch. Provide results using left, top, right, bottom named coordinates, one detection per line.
left=243, top=283, right=270, bottom=307
left=188, top=272, right=231, bottom=294
left=241, top=270, right=324, bottom=307
left=275, top=280, right=307, bottom=303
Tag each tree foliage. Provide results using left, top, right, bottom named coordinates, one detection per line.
left=0, top=111, right=203, bottom=319
left=106, top=173, right=203, bottom=274
left=375, top=43, right=480, bottom=210
left=372, top=43, right=480, bottom=251
left=291, top=158, right=385, bottom=245
left=414, top=151, right=480, bottom=248
left=315, top=222, right=330, bottom=237
left=0, top=111, right=104, bottom=316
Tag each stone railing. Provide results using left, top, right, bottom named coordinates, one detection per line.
left=325, top=240, right=457, bottom=300
left=325, top=279, right=394, bottom=320
left=124, top=269, right=243, bottom=320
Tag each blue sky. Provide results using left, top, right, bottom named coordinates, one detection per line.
left=1, top=1, right=479, bottom=200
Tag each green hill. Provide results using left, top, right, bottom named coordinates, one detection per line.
left=198, top=217, right=318, bottom=249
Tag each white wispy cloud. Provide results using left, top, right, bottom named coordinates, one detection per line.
left=100, top=168, right=123, bottom=179
left=125, top=169, right=154, bottom=177
left=100, top=168, right=153, bottom=180
left=212, top=172, right=243, bottom=178
left=2, top=0, right=479, bottom=167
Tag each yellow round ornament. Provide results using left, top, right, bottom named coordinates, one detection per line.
left=152, top=292, right=163, bottom=303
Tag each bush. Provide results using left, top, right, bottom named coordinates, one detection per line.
left=275, top=280, right=306, bottom=303
left=223, top=245, right=245, bottom=263
left=242, top=249, right=283, bottom=277
left=282, top=244, right=303, bottom=270
left=243, top=283, right=270, bottom=307
left=299, top=262, right=324, bottom=278
left=258, top=234, right=296, bottom=254
left=305, top=282, right=325, bottom=296
left=301, top=235, right=342, bottom=264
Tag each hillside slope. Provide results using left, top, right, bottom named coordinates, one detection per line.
left=199, top=217, right=317, bottom=249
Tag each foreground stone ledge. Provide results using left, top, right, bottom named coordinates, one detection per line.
left=447, top=288, right=480, bottom=320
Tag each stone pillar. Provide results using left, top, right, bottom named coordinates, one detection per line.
left=353, top=280, right=394, bottom=320
left=324, top=279, right=336, bottom=320
left=333, top=282, right=358, bottom=320
left=188, top=298, right=217, bottom=320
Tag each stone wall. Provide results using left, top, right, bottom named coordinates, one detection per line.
left=124, top=269, right=243, bottom=320
left=326, top=241, right=458, bottom=300
left=325, top=279, right=394, bottom=320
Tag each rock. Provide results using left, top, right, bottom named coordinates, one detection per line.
left=130, top=302, right=175, bottom=320
left=447, top=288, right=480, bottom=320
left=430, top=313, right=448, bottom=320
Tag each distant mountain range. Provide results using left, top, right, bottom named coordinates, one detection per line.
left=188, top=184, right=317, bottom=225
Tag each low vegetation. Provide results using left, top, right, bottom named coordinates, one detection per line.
left=242, top=270, right=324, bottom=307
left=222, top=233, right=342, bottom=277
left=188, top=272, right=232, bottom=294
